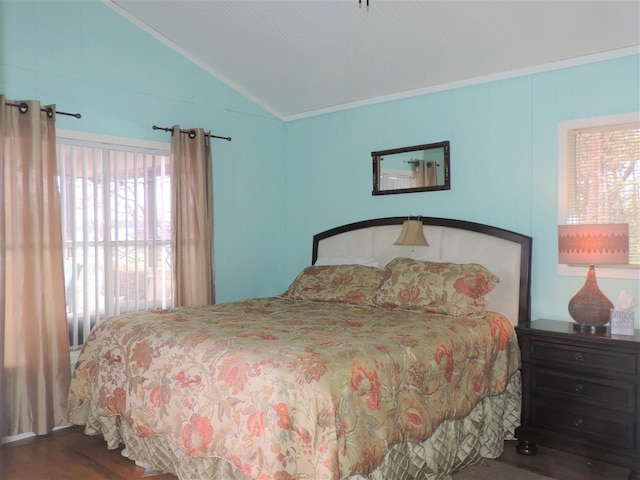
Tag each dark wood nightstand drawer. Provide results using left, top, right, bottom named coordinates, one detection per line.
left=531, top=340, right=638, bottom=376
left=516, top=320, right=640, bottom=475
left=532, top=368, right=637, bottom=411
left=531, top=399, right=637, bottom=451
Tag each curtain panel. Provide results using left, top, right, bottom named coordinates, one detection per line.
left=415, top=161, right=437, bottom=187
left=171, top=126, right=215, bottom=307
left=0, top=96, right=71, bottom=437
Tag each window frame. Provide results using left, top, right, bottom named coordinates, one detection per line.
left=57, top=130, right=169, bottom=156
left=557, top=112, right=640, bottom=280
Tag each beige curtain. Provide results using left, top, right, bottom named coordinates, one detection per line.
left=0, top=96, right=71, bottom=437
left=415, top=160, right=437, bottom=187
left=171, top=126, right=215, bottom=307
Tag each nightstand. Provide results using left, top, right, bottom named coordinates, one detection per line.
left=515, top=319, right=640, bottom=480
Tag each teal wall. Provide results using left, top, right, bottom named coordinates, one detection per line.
left=1, top=1, right=639, bottom=325
left=285, top=55, right=640, bottom=325
left=0, top=0, right=287, bottom=303
left=530, top=59, right=640, bottom=322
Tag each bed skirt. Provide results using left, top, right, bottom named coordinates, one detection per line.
left=77, top=370, right=521, bottom=480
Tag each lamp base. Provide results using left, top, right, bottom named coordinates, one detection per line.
left=568, top=265, right=613, bottom=330
left=572, top=323, right=607, bottom=335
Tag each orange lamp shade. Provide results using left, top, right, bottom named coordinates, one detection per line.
left=558, top=224, right=629, bottom=265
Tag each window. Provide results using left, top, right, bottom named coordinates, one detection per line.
left=57, top=132, right=173, bottom=347
left=380, top=168, right=415, bottom=190
left=558, top=113, right=640, bottom=278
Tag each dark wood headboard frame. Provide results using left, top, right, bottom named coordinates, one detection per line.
left=312, top=216, right=532, bottom=327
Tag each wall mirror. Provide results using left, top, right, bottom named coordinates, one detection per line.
left=372, top=141, right=450, bottom=195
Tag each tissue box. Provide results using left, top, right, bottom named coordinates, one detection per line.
left=610, top=309, right=635, bottom=336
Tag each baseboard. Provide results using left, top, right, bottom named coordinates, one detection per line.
left=1, top=423, right=74, bottom=445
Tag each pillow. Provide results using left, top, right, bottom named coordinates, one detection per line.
left=282, top=264, right=384, bottom=306
left=374, top=257, right=499, bottom=317
left=315, top=255, right=379, bottom=268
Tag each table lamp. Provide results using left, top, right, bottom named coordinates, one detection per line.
left=558, top=223, right=629, bottom=333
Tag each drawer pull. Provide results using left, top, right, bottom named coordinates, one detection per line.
left=574, top=418, right=584, bottom=428
left=575, top=352, right=584, bottom=362
left=574, top=384, right=584, bottom=394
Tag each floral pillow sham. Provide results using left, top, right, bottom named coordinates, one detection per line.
left=374, top=257, right=499, bottom=317
left=282, top=264, right=384, bottom=306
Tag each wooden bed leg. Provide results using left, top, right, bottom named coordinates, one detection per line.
left=516, top=440, right=538, bottom=455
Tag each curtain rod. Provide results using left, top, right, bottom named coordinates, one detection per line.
left=5, top=102, right=81, bottom=119
left=152, top=125, right=231, bottom=142
left=405, top=160, right=439, bottom=166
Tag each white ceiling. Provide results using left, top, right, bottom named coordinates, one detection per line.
left=105, top=0, right=640, bottom=121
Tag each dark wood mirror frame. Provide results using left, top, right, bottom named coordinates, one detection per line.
left=372, top=141, right=450, bottom=195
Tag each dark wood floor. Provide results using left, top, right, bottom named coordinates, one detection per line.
left=499, top=440, right=631, bottom=480
left=0, top=426, right=632, bottom=480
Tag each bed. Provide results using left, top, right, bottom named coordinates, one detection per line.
left=68, top=216, right=532, bottom=480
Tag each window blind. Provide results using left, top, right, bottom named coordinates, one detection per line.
left=57, top=141, right=173, bottom=348
left=566, top=121, right=640, bottom=264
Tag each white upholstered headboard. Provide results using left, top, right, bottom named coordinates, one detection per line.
left=312, top=217, right=532, bottom=327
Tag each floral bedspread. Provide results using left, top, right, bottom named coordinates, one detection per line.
left=68, top=297, right=521, bottom=480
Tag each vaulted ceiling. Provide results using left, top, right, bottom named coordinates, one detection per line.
left=104, top=0, right=640, bottom=121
